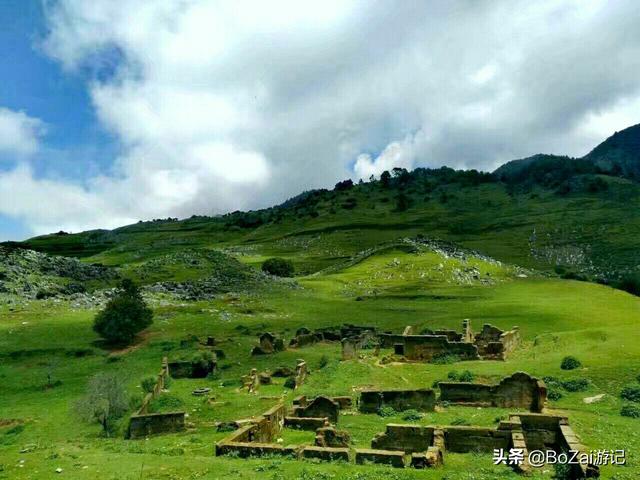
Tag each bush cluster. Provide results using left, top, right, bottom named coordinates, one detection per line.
left=560, top=356, right=582, bottom=370
left=261, top=257, right=295, bottom=277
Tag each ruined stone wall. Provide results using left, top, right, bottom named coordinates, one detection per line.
left=499, top=328, right=520, bottom=357
left=371, top=424, right=435, bottom=453
left=359, top=389, right=436, bottom=413
left=137, top=357, right=170, bottom=415
left=432, top=330, right=463, bottom=341
left=128, top=412, right=185, bottom=439
left=444, top=426, right=511, bottom=452
left=515, top=413, right=564, bottom=451
left=127, top=357, right=187, bottom=439
left=403, top=336, right=479, bottom=361
left=293, top=396, right=339, bottom=423
left=439, top=372, right=546, bottom=412
left=473, top=324, right=520, bottom=360
left=168, top=359, right=215, bottom=379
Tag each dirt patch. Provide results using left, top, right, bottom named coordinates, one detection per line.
left=0, top=418, right=24, bottom=427
left=106, top=330, right=155, bottom=357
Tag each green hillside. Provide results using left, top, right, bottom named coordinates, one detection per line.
left=13, top=124, right=640, bottom=287
left=1, top=244, right=639, bottom=479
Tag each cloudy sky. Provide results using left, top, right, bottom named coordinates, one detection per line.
left=0, top=0, right=639, bottom=240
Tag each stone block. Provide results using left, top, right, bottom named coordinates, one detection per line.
left=355, top=448, right=406, bottom=468
left=302, top=446, right=350, bottom=462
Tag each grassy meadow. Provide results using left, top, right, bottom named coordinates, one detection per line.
left=1, top=243, right=639, bottom=479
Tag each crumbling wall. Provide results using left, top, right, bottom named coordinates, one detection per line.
left=168, top=358, right=216, bottom=378
left=439, top=372, right=546, bottom=412
left=127, top=357, right=187, bottom=439
left=371, top=424, right=434, bottom=453
left=355, top=448, right=406, bottom=468
left=128, top=412, right=185, bottom=439
left=294, top=359, right=307, bottom=389
left=389, top=335, right=480, bottom=361
left=473, top=324, right=520, bottom=360
left=293, top=396, right=339, bottom=424
left=380, top=320, right=520, bottom=361
left=359, top=389, right=436, bottom=413
left=251, top=332, right=285, bottom=355
left=444, top=426, right=511, bottom=452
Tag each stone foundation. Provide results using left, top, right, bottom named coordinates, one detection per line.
left=359, top=388, right=436, bottom=413
left=303, top=446, right=350, bottom=461
left=127, top=412, right=185, bottom=439
left=355, top=448, right=406, bottom=468
left=439, top=372, right=547, bottom=412
left=371, top=424, right=434, bottom=453
left=284, top=416, right=327, bottom=430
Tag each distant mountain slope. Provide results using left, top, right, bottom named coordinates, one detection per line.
left=494, top=123, right=640, bottom=185
left=585, top=123, right=640, bottom=181
left=7, top=123, right=640, bottom=283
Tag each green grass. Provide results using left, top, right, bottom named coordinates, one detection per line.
left=15, top=175, right=640, bottom=282
left=1, top=245, right=639, bottom=479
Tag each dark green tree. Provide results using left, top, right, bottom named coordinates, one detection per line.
left=261, top=257, right=294, bottom=277
left=380, top=170, right=391, bottom=187
left=93, top=279, right=153, bottom=345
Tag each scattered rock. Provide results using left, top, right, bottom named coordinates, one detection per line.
left=583, top=393, right=605, bottom=404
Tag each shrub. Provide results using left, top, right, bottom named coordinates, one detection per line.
left=620, top=404, right=640, bottom=418
left=547, top=388, right=563, bottom=401
left=149, top=394, right=183, bottom=413
left=191, top=351, right=215, bottom=370
left=401, top=409, right=422, bottom=421
left=620, top=385, right=640, bottom=402
left=446, top=370, right=474, bottom=382
left=378, top=406, right=396, bottom=417
left=561, top=378, right=590, bottom=392
left=140, top=376, right=157, bottom=394
left=560, top=356, right=582, bottom=370
left=283, top=377, right=297, bottom=389
left=543, top=376, right=561, bottom=387
left=93, top=279, right=153, bottom=345
left=431, top=353, right=460, bottom=365
left=615, top=274, right=640, bottom=297
left=261, top=258, right=294, bottom=277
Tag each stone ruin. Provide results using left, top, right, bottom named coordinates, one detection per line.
left=242, top=360, right=308, bottom=393
left=168, top=354, right=217, bottom=379
left=359, top=389, right=436, bottom=413
left=315, top=425, right=351, bottom=448
left=251, top=332, right=286, bottom=355
left=289, top=324, right=377, bottom=350
left=439, top=372, right=547, bottom=412
left=241, top=368, right=262, bottom=393
left=367, top=413, right=599, bottom=476
left=291, top=395, right=340, bottom=423
left=127, top=357, right=186, bottom=439
left=215, top=401, right=598, bottom=478
left=379, top=319, right=520, bottom=361
left=360, top=372, right=545, bottom=414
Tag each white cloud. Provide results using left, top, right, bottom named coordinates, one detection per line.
left=354, top=131, right=426, bottom=179
left=1, top=0, right=638, bottom=237
left=0, top=108, right=45, bottom=157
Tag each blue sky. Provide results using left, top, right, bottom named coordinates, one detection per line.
left=0, top=1, right=639, bottom=242
left=0, top=0, right=117, bottom=240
